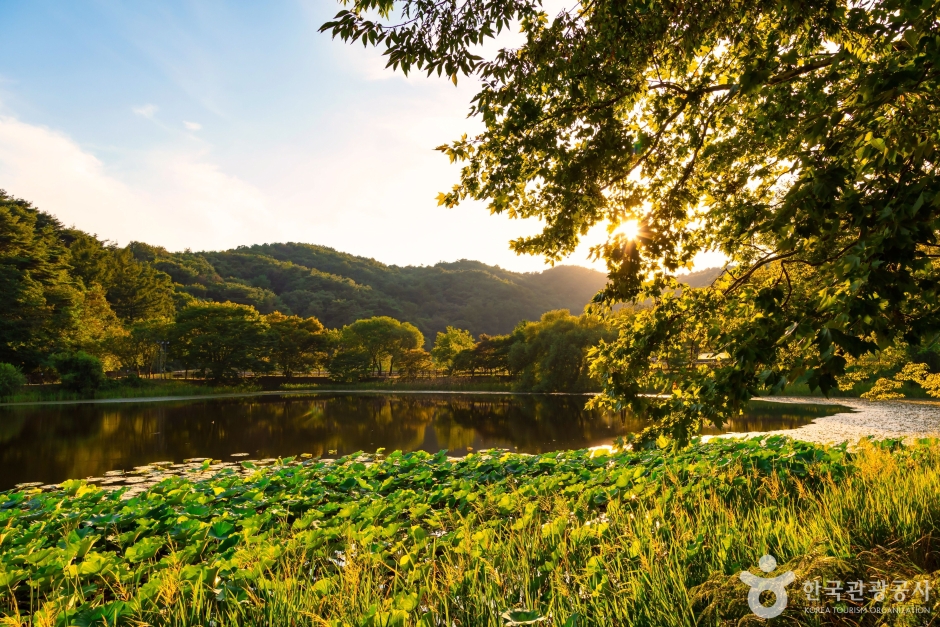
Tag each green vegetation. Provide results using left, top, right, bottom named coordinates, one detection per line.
left=343, top=317, right=425, bottom=377
left=173, top=245, right=611, bottom=337
left=1, top=221, right=628, bottom=399
left=510, top=311, right=616, bottom=393
left=172, top=303, right=269, bottom=382
left=3, top=380, right=260, bottom=405
left=266, top=313, right=328, bottom=379
left=430, top=327, right=475, bottom=374
left=424, top=310, right=626, bottom=392
left=324, top=347, right=374, bottom=384
left=0, top=191, right=732, bottom=402
left=2, top=437, right=938, bottom=625
left=0, top=191, right=639, bottom=398
left=0, top=364, right=25, bottom=401
left=278, top=378, right=513, bottom=393
left=325, top=0, right=940, bottom=443
left=48, top=352, right=106, bottom=395
left=0, top=190, right=617, bottom=365
left=11, top=0, right=940, bottom=619
left=0, top=196, right=85, bottom=372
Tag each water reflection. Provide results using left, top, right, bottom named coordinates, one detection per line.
left=0, top=394, right=848, bottom=489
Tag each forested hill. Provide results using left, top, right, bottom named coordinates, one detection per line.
left=138, top=243, right=723, bottom=341
left=1, top=189, right=611, bottom=344
left=2, top=192, right=724, bottom=364
left=146, top=242, right=611, bottom=339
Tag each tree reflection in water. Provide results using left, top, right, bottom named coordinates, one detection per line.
left=0, top=394, right=848, bottom=489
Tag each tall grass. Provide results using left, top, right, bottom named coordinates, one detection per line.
left=186, top=444, right=939, bottom=626
left=3, top=440, right=938, bottom=625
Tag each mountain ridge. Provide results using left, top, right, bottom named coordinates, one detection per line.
left=147, top=241, right=613, bottom=342
left=145, top=240, right=724, bottom=344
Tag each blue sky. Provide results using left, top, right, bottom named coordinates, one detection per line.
left=0, top=0, right=601, bottom=272
left=0, top=2, right=722, bottom=273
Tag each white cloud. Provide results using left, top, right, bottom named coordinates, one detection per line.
left=0, top=113, right=720, bottom=275
left=0, top=115, right=280, bottom=251
left=183, top=121, right=201, bottom=131
left=0, top=116, right=151, bottom=239
left=138, top=149, right=276, bottom=248
left=132, top=104, right=158, bottom=118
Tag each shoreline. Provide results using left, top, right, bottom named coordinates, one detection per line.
left=720, top=396, right=940, bottom=445
left=2, top=387, right=908, bottom=409
left=0, top=388, right=596, bottom=407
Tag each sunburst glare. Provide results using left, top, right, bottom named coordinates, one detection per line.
left=614, top=219, right=640, bottom=241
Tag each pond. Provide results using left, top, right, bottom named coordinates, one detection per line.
left=0, top=392, right=849, bottom=490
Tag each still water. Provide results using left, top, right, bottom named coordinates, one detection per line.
left=0, top=393, right=848, bottom=489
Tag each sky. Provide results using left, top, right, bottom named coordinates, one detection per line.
left=0, top=1, right=717, bottom=273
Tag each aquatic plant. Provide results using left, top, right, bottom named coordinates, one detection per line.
left=0, top=437, right=937, bottom=625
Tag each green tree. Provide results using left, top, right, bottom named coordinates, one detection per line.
left=326, top=0, right=940, bottom=441
left=344, top=316, right=422, bottom=376
left=108, top=319, right=171, bottom=377
left=264, top=312, right=328, bottom=378
left=171, top=302, right=268, bottom=382
left=388, top=322, right=424, bottom=376
left=431, top=327, right=476, bottom=374
left=473, top=334, right=515, bottom=375
left=62, top=231, right=177, bottom=325
left=50, top=351, right=106, bottom=395
left=327, top=349, right=374, bottom=383
left=0, top=192, right=81, bottom=371
left=450, top=347, right=477, bottom=377
left=72, top=284, right=125, bottom=371
left=0, top=363, right=26, bottom=400
left=325, top=328, right=372, bottom=382
left=451, top=333, right=514, bottom=377
left=65, top=230, right=115, bottom=289
left=509, top=311, right=615, bottom=392
left=106, top=247, right=176, bottom=323
left=397, top=348, right=433, bottom=379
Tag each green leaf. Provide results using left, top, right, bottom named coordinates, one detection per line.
left=125, top=537, right=164, bottom=563
left=501, top=609, right=547, bottom=625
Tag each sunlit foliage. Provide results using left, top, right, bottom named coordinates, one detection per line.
left=325, top=0, right=940, bottom=441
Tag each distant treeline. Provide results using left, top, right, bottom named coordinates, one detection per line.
left=71, top=303, right=621, bottom=393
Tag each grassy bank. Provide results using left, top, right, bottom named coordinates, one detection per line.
left=781, top=380, right=933, bottom=399
left=1, top=377, right=517, bottom=405
left=12, top=371, right=934, bottom=405
left=2, top=438, right=938, bottom=625
left=280, top=377, right=515, bottom=393
left=3, top=380, right=260, bottom=404
left=7, top=376, right=929, bottom=406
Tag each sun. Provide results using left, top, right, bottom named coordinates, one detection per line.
left=614, top=219, right=640, bottom=241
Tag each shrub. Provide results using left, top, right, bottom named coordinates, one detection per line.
left=0, top=363, right=26, bottom=400
left=327, top=350, right=372, bottom=383
left=50, top=351, right=106, bottom=395
left=123, top=372, right=146, bottom=388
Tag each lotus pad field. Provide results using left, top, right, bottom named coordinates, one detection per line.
left=1, top=437, right=939, bottom=626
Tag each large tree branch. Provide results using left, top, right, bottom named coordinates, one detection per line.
left=766, top=58, right=836, bottom=85
left=646, top=57, right=836, bottom=98
left=724, top=251, right=800, bottom=294
left=647, top=82, right=731, bottom=96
